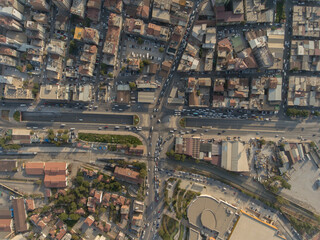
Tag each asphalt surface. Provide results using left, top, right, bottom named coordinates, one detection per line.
left=21, top=111, right=134, bottom=125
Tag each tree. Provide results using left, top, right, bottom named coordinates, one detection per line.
left=310, top=141, right=316, bottom=148
left=35, top=179, right=42, bottom=185
left=69, top=213, right=80, bottom=221
left=195, top=159, right=200, bottom=164
left=69, top=202, right=77, bottom=213
left=137, top=37, right=144, bottom=45
left=196, top=90, right=200, bottom=96
left=129, top=82, right=136, bottom=90
left=108, top=73, right=114, bottom=78
left=75, top=176, right=84, bottom=185
left=159, top=47, right=164, bottom=53
left=69, top=40, right=77, bottom=55
left=139, top=169, right=147, bottom=178
left=26, top=64, right=33, bottom=71
left=59, top=213, right=68, bottom=221
left=32, top=83, right=40, bottom=97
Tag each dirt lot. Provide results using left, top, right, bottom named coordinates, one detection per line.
left=281, top=159, right=320, bottom=214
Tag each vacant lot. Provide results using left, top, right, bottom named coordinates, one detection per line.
left=1, top=110, right=9, bottom=121
left=281, top=159, right=320, bottom=213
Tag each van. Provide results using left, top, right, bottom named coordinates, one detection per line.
left=115, top=126, right=120, bottom=129
left=70, top=128, right=75, bottom=131
left=60, top=124, right=66, bottom=127
left=20, top=104, right=26, bottom=107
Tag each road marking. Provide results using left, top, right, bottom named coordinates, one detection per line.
left=209, top=127, right=285, bottom=133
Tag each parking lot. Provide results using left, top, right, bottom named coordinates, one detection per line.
left=281, top=158, right=320, bottom=213
left=120, top=36, right=165, bottom=66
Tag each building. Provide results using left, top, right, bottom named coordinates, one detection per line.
left=28, top=0, right=50, bottom=12
left=25, top=162, right=45, bottom=175
left=215, top=5, right=244, bottom=25
left=71, top=0, right=86, bottom=18
left=0, top=0, right=24, bottom=13
left=39, top=84, right=70, bottom=101
left=86, top=0, right=102, bottom=22
left=103, top=0, right=122, bottom=13
left=12, top=198, right=28, bottom=233
left=0, top=6, right=23, bottom=21
left=114, top=167, right=143, bottom=184
left=44, top=162, right=67, bottom=175
left=132, top=200, right=144, bottom=213
left=245, top=0, right=274, bottom=23
left=116, top=84, right=130, bottom=104
left=124, top=18, right=145, bottom=36
left=287, top=76, right=320, bottom=107
left=138, top=91, right=155, bottom=104
left=0, top=160, right=17, bottom=172
left=0, top=76, right=33, bottom=100
left=25, top=199, right=35, bottom=211
left=229, top=210, right=286, bottom=240
left=74, top=27, right=99, bottom=45
left=292, top=6, right=320, bottom=38
left=46, top=39, right=66, bottom=57
left=187, top=195, right=238, bottom=239
left=102, top=13, right=122, bottom=67
left=52, top=0, right=71, bottom=10
left=152, top=0, right=170, bottom=23
left=221, top=141, right=249, bottom=172
left=0, top=15, right=22, bottom=31
left=44, top=175, right=67, bottom=188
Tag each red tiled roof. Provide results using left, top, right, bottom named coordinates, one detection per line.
left=26, top=199, right=35, bottom=211
left=44, top=162, right=67, bottom=175
left=114, top=167, right=142, bottom=184
left=44, top=175, right=67, bottom=188
left=84, top=216, right=95, bottom=226
left=0, top=219, right=11, bottom=232
left=25, top=162, right=45, bottom=175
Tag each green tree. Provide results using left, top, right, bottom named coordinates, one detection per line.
left=32, top=83, right=40, bottom=97
left=129, top=82, right=136, bottom=90
left=310, top=141, right=316, bottom=148
left=137, top=37, right=144, bottom=45
left=26, top=64, right=33, bottom=71
left=195, top=159, right=200, bottom=164
left=75, top=176, right=84, bottom=185
left=139, top=169, right=147, bottom=178
left=59, top=213, right=68, bottom=221
left=159, top=47, right=164, bottom=53
left=69, top=213, right=80, bottom=221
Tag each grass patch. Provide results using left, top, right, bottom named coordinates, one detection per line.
left=275, top=0, right=286, bottom=23
left=13, top=111, right=21, bottom=122
left=78, top=133, right=142, bottom=145
left=159, top=215, right=179, bottom=240
left=179, top=118, right=186, bottom=127
left=133, top=115, right=139, bottom=125
left=289, top=216, right=319, bottom=235
left=178, top=224, right=184, bottom=240
left=1, top=110, right=9, bottom=121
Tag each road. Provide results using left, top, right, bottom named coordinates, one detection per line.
left=21, top=111, right=134, bottom=125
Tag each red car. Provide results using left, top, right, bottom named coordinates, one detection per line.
left=104, top=125, right=108, bottom=129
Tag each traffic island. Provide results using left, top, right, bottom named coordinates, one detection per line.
left=133, top=115, right=140, bottom=125
left=13, top=111, right=21, bottom=122
left=179, top=118, right=186, bottom=128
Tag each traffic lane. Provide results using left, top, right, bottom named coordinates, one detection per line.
left=185, top=117, right=304, bottom=130
left=21, top=112, right=134, bottom=125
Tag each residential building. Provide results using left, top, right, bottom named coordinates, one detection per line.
left=74, top=27, right=99, bottom=45
left=152, top=0, right=170, bottom=23
left=290, top=39, right=320, bottom=71
left=12, top=198, right=28, bottom=233
left=114, top=167, right=143, bottom=184
left=145, top=23, right=170, bottom=42
left=25, top=199, right=35, bottom=211
left=40, top=84, right=70, bottom=101
left=103, top=0, right=122, bottom=13
left=287, top=76, right=320, bottom=107
left=0, top=54, right=16, bottom=67
left=178, top=43, right=200, bottom=71
left=0, top=47, right=18, bottom=58
left=52, top=0, right=71, bottom=10
left=215, top=5, right=244, bottom=25
left=0, top=6, right=23, bottom=21
left=71, top=0, right=86, bottom=18
left=124, top=18, right=145, bottom=36
left=187, top=77, right=211, bottom=107
left=0, top=15, right=22, bottom=31
left=46, top=39, right=66, bottom=57
left=28, top=0, right=50, bottom=12
left=0, top=75, right=33, bottom=100
left=79, top=44, right=97, bottom=76
left=0, top=0, right=24, bottom=13
left=86, top=0, right=102, bottom=22
left=245, top=0, right=274, bottom=23
left=292, top=6, right=320, bottom=38
left=102, top=13, right=122, bottom=67
left=221, top=140, right=249, bottom=172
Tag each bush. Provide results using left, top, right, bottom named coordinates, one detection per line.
left=133, top=115, right=139, bottom=125
left=78, top=133, right=142, bottom=145
left=179, top=118, right=186, bottom=127
left=13, top=111, right=20, bottom=122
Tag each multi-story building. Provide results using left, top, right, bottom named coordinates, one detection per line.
left=28, top=0, right=50, bottom=12
left=52, top=0, right=71, bottom=11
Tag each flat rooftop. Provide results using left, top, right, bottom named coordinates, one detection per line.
left=229, top=211, right=286, bottom=240
left=187, top=195, right=237, bottom=238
